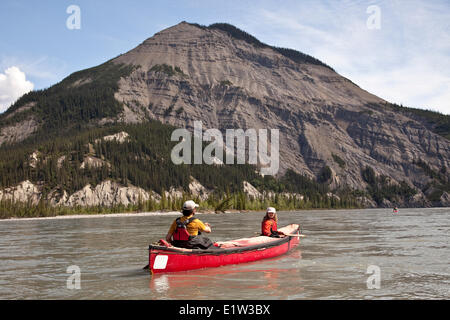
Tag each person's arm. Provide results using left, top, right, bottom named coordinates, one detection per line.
left=166, top=221, right=176, bottom=242
left=197, top=220, right=211, bottom=233
left=261, top=220, right=272, bottom=236
left=165, top=231, right=173, bottom=242
left=271, top=221, right=285, bottom=237
left=272, top=222, right=284, bottom=235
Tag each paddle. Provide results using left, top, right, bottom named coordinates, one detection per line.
left=253, top=231, right=306, bottom=238
left=283, top=233, right=306, bottom=238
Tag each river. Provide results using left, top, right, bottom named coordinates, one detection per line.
left=0, top=208, right=448, bottom=299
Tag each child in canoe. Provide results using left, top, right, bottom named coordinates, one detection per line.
left=261, top=207, right=286, bottom=237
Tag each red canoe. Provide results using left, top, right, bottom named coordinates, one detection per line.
left=148, top=224, right=301, bottom=274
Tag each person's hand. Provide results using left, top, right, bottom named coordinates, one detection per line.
left=204, top=223, right=212, bottom=233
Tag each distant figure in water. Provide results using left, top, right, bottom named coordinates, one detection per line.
left=393, top=207, right=398, bottom=213
left=261, top=207, right=285, bottom=237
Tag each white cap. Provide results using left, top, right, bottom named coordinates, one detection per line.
left=266, top=207, right=276, bottom=213
left=183, top=200, right=199, bottom=210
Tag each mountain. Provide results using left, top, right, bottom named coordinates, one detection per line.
left=1, top=21, right=449, bottom=214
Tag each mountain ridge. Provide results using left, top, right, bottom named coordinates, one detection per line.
left=1, top=21, right=449, bottom=213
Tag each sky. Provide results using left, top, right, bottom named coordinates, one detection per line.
left=0, top=0, right=449, bottom=114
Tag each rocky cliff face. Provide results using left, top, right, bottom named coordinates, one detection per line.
left=0, top=180, right=152, bottom=207
left=0, top=180, right=42, bottom=205
left=109, top=22, right=449, bottom=190
left=0, top=176, right=216, bottom=208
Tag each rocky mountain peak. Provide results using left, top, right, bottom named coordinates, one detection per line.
left=108, top=22, right=450, bottom=191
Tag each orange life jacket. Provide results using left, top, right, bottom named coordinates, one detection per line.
left=261, top=218, right=278, bottom=237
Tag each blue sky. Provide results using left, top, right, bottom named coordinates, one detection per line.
left=0, top=0, right=449, bottom=114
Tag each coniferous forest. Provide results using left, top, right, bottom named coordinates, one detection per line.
left=0, top=119, right=364, bottom=218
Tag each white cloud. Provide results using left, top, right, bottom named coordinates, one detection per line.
left=0, top=55, right=63, bottom=82
left=0, top=66, right=34, bottom=113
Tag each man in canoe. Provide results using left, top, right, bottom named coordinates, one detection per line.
left=261, top=207, right=285, bottom=237
left=165, top=200, right=215, bottom=249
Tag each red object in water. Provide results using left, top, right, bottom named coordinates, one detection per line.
left=148, top=224, right=301, bottom=274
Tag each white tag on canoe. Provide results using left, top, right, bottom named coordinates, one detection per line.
left=153, top=255, right=168, bottom=269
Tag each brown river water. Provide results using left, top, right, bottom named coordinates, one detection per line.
left=0, top=208, right=449, bottom=299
